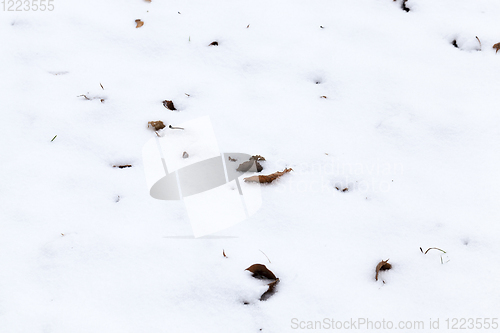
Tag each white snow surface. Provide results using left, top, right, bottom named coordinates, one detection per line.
left=1, top=0, right=500, bottom=332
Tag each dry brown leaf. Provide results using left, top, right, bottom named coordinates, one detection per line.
left=135, top=19, right=144, bottom=28
left=148, top=120, right=166, bottom=131
left=260, top=278, right=280, bottom=301
left=375, top=259, right=392, bottom=281
left=245, top=264, right=277, bottom=280
left=113, top=165, right=132, bottom=169
left=228, top=156, right=237, bottom=162
left=209, top=41, right=219, bottom=46
left=223, top=249, right=227, bottom=258
left=163, top=100, right=177, bottom=110
left=237, top=160, right=263, bottom=173
left=250, top=155, right=266, bottom=161
left=244, top=168, right=292, bottom=183
left=493, top=43, right=500, bottom=53
left=182, top=151, right=189, bottom=159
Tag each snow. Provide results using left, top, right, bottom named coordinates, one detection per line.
left=1, top=0, right=500, bottom=332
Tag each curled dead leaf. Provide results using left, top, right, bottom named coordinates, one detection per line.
left=135, top=19, right=144, bottom=28
left=163, top=100, right=177, bottom=110
left=260, top=278, right=280, bottom=301
left=245, top=264, right=276, bottom=280
left=375, top=259, right=392, bottom=281
left=209, top=41, right=219, bottom=46
left=244, top=168, right=292, bottom=183
left=148, top=120, right=166, bottom=131
left=493, top=42, right=500, bottom=53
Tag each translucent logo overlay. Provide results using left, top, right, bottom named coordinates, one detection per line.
left=142, top=116, right=262, bottom=238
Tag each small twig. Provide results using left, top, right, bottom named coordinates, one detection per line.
left=50, top=135, right=57, bottom=142
left=77, top=94, right=91, bottom=100
left=223, top=249, right=228, bottom=258
left=169, top=125, right=184, bottom=130
left=185, top=93, right=190, bottom=97
left=100, top=83, right=104, bottom=90
left=259, top=250, right=271, bottom=263
left=476, top=36, right=482, bottom=50
left=424, top=247, right=446, bottom=254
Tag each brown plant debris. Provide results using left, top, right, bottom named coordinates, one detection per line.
left=421, top=247, right=446, bottom=254
left=78, top=94, right=105, bottom=102
left=335, top=186, right=348, bottom=192
left=135, top=19, right=144, bottom=28
left=228, top=156, right=237, bottom=162
left=182, top=151, right=189, bottom=159
left=100, top=83, right=104, bottom=90
left=209, top=41, right=219, bottom=46
left=246, top=264, right=280, bottom=301
left=244, top=168, right=292, bottom=183
left=148, top=120, right=166, bottom=131
left=260, top=278, right=280, bottom=301
left=113, top=165, right=132, bottom=169
left=163, top=100, right=177, bottom=110
left=246, top=264, right=277, bottom=280
left=223, top=249, right=228, bottom=258
left=320, top=95, right=327, bottom=99
left=375, top=259, right=392, bottom=281
left=144, top=0, right=151, bottom=2
left=250, top=155, right=266, bottom=161
left=237, top=160, right=263, bottom=173
left=476, top=36, right=482, bottom=50
left=77, top=94, right=91, bottom=100
left=493, top=42, right=500, bottom=53
left=401, top=0, right=410, bottom=12
left=169, top=125, right=184, bottom=130
left=452, top=40, right=459, bottom=48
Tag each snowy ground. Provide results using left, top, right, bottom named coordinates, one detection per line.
left=1, top=0, right=500, bottom=332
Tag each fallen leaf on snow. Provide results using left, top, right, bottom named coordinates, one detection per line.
left=135, top=19, right=144, bottom=28
left=163, top=100, right=177, bottom=110
left=375, top=259, right=392, bottom=281
left=244, top=168, right=292, bottom=183
left=209, top=41, right=219, bottom=46
left=148, top=120, right=166, bottom=131
left=245, top=264, right=277, bottom=280
left=493, top=43, right=500, bottom=53
left=260, top=278, right=280, bottom=301
left=237, top=160, right=263, bottom=173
